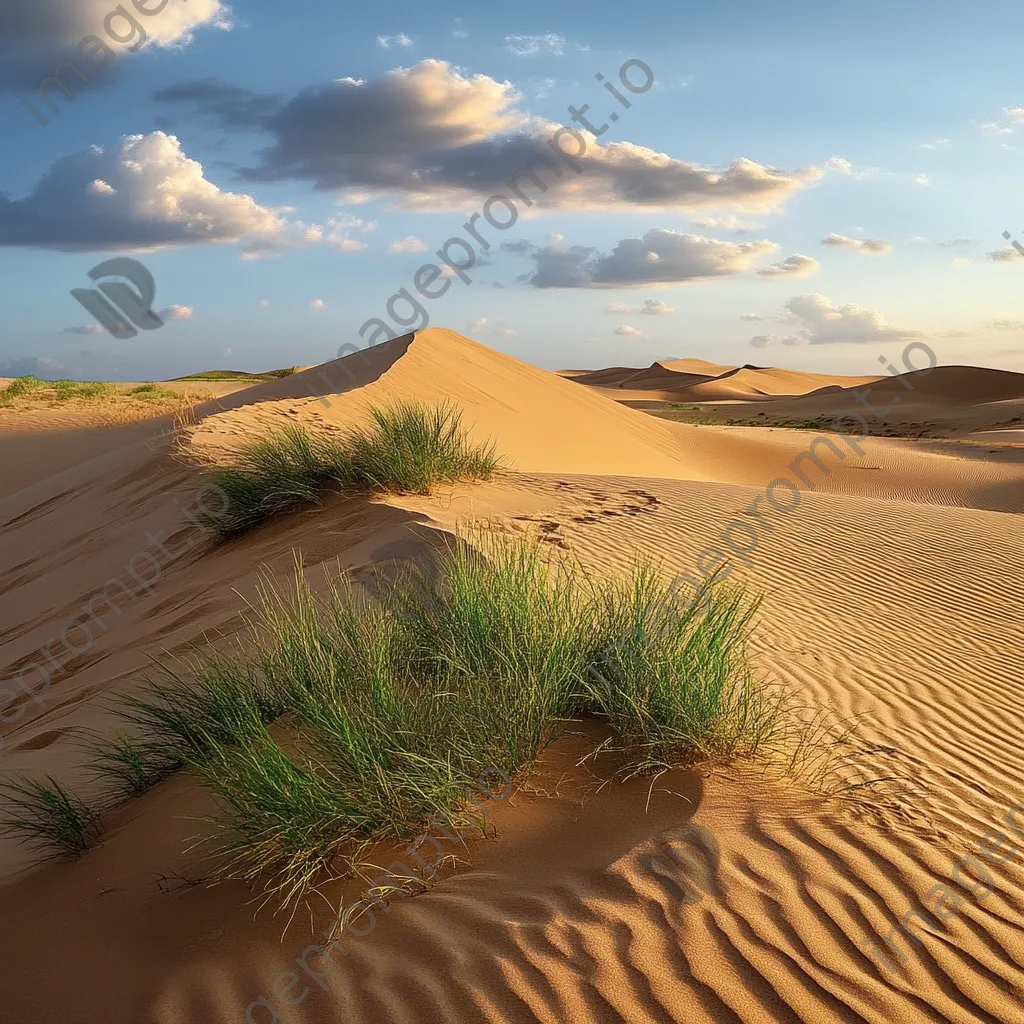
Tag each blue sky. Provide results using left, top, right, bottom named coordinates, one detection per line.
left=2, top=0, right=1024, bottom=380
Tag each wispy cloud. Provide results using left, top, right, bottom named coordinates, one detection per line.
left=504, top=33, right=571, bottom=56
left=377, top=32, right=413, bottom=49
left=758, top=253, right=820, bottom=278
left=822, top=233, right=892, bottom=254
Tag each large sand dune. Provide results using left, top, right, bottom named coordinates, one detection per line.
left=1, top=329, right=1021, bottom=1023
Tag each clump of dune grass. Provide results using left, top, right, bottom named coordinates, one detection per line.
left=582, top=567, right=777, bottom=773
left=200, top=424, right=355, bottom=538
left=0, top=775, right=101, bottom=856
left=118, top=656, right=286, bottom=763
left=345, top=401, right=503, bottom=494
left=94, top=534, right=821, bottom=914
left=82, top=731, right=180, bottom=800
left=201, top=402, right=503, bottom=539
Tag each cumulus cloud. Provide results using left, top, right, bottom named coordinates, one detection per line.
left=388, top=235, right=427, bottom=253
left=760, top=294, right=927, bottom=346
left=0, top=0, right=231, bottom=88
left=167, top=61, right=823, bottom=213
left=0, top=132, right=298, bottom=252
left=504, top=33, right=568, bottom=56
left=158, top=303, right=193, bottom=320
left=821, top=233, right=892, bottom=254
left=377, top=33, right=413, bottom=49
left=469, top=316, right=489, bottom=332
left=310, top=298, right=325, bottom=310
left=614, top=325, right=645, bottom=338
left=514, top=229, right=778, bottom=288
left=757, top=253, right=820, bottom=278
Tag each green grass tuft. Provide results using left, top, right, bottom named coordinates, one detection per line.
left=202, top=402, right=503, bottom=539
left=202, top=424, right=356, bottom=537
left=345, top=401, right=503, bottom=494
left=0, top=775, right=101, bottom=856
left=101, top=534, right=818, bottom=912
left=82, top=731, right=180, bottom=799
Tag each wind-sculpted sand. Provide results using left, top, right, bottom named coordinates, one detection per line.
left=0, top=329, right=1021, bottom=1023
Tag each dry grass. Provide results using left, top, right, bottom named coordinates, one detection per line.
left=0, top=377, right=206, bottom=422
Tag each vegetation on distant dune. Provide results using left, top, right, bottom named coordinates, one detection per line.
left=202, top=400, right=504, bottom=538
left=0, top=376, right=201, bottom=409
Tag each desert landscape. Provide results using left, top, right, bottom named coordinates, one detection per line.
left=3, top=4, right=1024, bottom=1022
left=1, top=328, right=1022, bottom=1023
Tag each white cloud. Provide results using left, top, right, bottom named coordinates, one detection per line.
left=917, top=138, right=951, bottom=151
left=605, top=299, right=676, bottom=315
left=987, top=319, right=1024, bottom=330
left=258, top=298, right=271, bottom=307
left=951, top=257, right=972, bottom=268
left=377, top=33, right=413, bottom=49
left=388, top=235, right=427, bottom=253
left=505, top=33, right=568, bottom=56
left=158, top=304, right=193, bottom=321
left=323, top=215, right=376, bottom=251
left=469, top=316, right=489, bottom=332
left=760, top=293, right=927, bottom=346
left=825, top=156, right=854, bottom=175
left=914, top=173, right=932, bottom=187
left=0, top=132, right=298, bottom=253
left=310, top=298, right=325, bottom=310
left=988, top=248, right=1023, bottom=262
left=640, top=299, right=676, bottom=315
left=614, top=325, right=645, bottom=338
left=979, top=107, right=1024, bottom=137
left=452, top=18, right=469, bottom=39
left=758, top=253, right=820, bottom=278
left=821, top=233, right=892, bottom=254
left=223, top=347, right=234, bottom=357
left=740, top=313, right=764, bottom=321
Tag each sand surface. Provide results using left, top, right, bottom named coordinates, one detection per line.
left=1, top=330, right=1021, bottom=1023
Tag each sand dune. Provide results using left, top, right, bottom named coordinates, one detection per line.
left=1, top=329, right=1022, bottom=1023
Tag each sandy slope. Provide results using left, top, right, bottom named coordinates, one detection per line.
left=0, top=329, right=1022, bottom=1023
